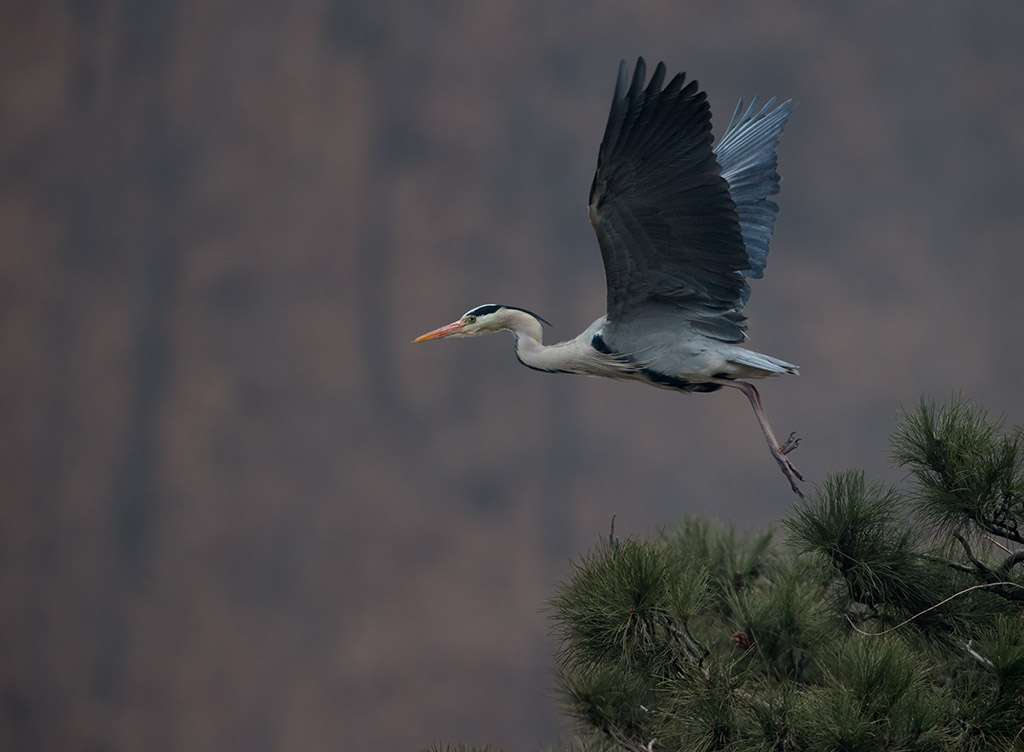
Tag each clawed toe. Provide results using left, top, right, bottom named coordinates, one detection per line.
left=773, top=432, right=805, bottom=496
left=779, top=431, right=800, bottom=456
left=777, top=458, right=805, bottom=498
left=774, top=446, right=806, bottom=499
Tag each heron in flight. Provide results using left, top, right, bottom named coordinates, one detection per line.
left=414, top=58, right=804, bottom=496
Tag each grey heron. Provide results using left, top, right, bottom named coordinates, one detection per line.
left=414, top=58, right=804, bottom=496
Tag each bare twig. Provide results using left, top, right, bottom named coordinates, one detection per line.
left=963, top=640, right=994, bottom=670
left=1012, top=723, right=1024, bottom=751
left=983, top=535, right=1013, bottom=555
left=661, top=615, right=706, bottom=665
left=846, top=581, right=1024, bottom=636
left=682, top=621, right=709, bottom=663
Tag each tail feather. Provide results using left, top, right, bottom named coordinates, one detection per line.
left=729, top=349, right=799, bottom=376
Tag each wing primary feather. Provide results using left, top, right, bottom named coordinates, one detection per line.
left=599, top=60, right=630, bottom=161
left=589, top=59, right=793, bottom=344
left=714, top=97, right=795, bottom=282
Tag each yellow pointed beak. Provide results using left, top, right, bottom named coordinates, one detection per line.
left=412, top=320, right=466, bottom=343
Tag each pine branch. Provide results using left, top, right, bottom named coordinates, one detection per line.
left=920, top=552, right=976, bottom=574
left=946, top=533, right=1024, bottom=602
left=659, top=614, right=709, bottom=667
left=953, top=533, right=993, bottom=576
left=998, top=548, right=1024, bottom=574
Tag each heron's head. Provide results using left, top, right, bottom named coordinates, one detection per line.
left=413, top=304, right=550, bottom=342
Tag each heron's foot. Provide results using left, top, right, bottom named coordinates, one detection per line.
left=772, top=450, right=805, bottom=498
left=779, top=431, right=801, bottom=456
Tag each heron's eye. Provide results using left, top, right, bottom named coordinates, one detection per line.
left=466, top=315, right=477, bottom=324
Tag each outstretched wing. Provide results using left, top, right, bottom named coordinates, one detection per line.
left=589, top=58, right=749, bottom=342
left=714, top=97, right=795, bottom=305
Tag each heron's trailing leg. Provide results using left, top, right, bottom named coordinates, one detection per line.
left=711, top=379, right=804, bottom=497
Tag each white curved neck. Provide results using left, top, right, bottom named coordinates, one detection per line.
left=494, top=308, right=560, bottom=372
left=500, top=308, right=595, bottom=374
left=514, top=331, right=564, bottom=372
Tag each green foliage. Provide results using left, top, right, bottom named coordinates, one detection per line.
left=892, top=396, right=1024, bottom=544
left=816, top=636, right=949, bottom=747
left=786, top=469, right=978, bottom=638
left=549, top=537, right=709, bottom=678
left=662, top=517, right=775, bottom=606
left=433, top=397, right=1024, bottom=751
left=730, top=562, right=829, bottom=681
left=785, top=635, right=953, bottom=752
left=785, top=471, right=923, bottom=608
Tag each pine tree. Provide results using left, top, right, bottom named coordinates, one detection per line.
left=424, top=397, right=1024, bottom=752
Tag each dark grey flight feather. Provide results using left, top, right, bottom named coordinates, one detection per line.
left=589, top=58, right=793, bottom=343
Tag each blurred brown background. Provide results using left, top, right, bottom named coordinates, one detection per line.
left=3, top=2, right=1024, bottom=750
